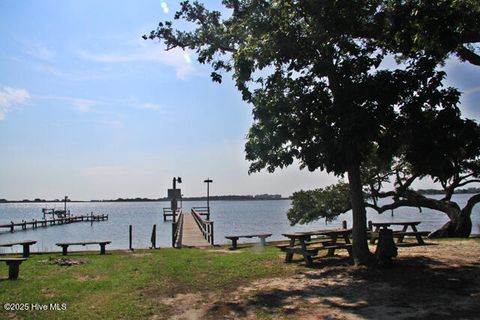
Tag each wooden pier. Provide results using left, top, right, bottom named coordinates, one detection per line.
left=0, top=214, right=108, bottom=233
left=180, top=212, right=211, bottom=247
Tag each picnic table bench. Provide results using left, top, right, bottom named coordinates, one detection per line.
left=0, top=258, right=27, bottom=280
left=278, top=229, right=353, bottom=267
left=0, top=240, right=37, bottom=257
left=225, top=233, right=272, bottom=250
left=369, top=221, right=429, bottom=245
left=55, top=241, right=111, bottom=255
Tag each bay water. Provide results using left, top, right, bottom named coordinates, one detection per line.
left=0, top=194, right=478, bottom=254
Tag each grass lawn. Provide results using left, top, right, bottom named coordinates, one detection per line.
left=0, top=245, right=300, bottom=319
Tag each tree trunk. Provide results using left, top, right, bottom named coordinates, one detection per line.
left=428, top=195, right=479, bottom=238
left=347, top=162, right=373, bottom=265
left=428, top=211, right=472, bottom=238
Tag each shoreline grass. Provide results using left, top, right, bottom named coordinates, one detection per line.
left=0, top=245, right=300, bottom=319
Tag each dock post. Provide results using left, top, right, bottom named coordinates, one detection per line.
left=172, top=222, right=177, bottom=247
left=210, top=221, right=214, bottom=245
left=151, top=224, right=157, bottom=249
left=342, top=220, right=347, bottom=229
left=129, top=225, right=133, bottom=251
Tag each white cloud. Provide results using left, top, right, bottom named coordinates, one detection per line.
left=161, top=1, right=169, bottom=13
left=22, top=40, right=55, bottom=61
left=79, top=46, right=196, bottom=80
left=72, top=99, right=96, bottom=113
left=137, top=102, right=161, bottom=110
left=464, top=86, right=480, bottom=95
left=98, top=116, right=125, bottom=129
left=35, top=95, right=98, bottom=113
left=0, top=86, right=30, bottom=120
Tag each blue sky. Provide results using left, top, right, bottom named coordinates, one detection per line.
left=0, top=0, right=478, bottom=200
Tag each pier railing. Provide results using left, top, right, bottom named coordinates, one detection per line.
left=191, top=208, right=214, bottom=245
left=171, top=212, right=184, bottom=248
left=163, top=207, right=181, bottom=222
left=191, top=206, right=210, bottom=220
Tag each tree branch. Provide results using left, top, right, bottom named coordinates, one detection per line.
left=367, top=192, right=461, bottom=219
left=456, top=179, right=480, bottom=188
left=456, top=46, right=480, bottom=66
left=463, top=193, right=480, bottom=215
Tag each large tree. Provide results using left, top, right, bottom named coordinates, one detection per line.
left=289, top=130, right=480, bottom=238
left=146, top=0, right=476, bottom=264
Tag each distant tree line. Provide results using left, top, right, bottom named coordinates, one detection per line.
left=0, top=198, right=72, bottom=203
left=0, top=194, right=285, bottom=203
left=417, top=188, right=480, bottom=195
left=108, top=194, right=284, bottom=202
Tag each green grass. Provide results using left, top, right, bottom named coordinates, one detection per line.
left=0, top=246, right=298, bottom=319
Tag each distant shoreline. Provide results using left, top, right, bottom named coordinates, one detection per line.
left=0, top=197, right=290, bottom=204
left=2, top=190, right=480, bottom=204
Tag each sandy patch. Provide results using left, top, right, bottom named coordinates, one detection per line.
left=150, top=240, right=480, bottom=320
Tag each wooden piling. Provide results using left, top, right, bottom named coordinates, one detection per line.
left=210, top=221, right=214, bottom=245
left=129, top=225, right=133, bottom=251
left=151, top=224, right=157, bottom=249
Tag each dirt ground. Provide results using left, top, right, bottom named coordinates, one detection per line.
left=157, top=239, right=480, bottom=320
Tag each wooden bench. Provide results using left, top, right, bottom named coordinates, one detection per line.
left=277, top=245, right=320, bottom=266
left=0, top=240, right=37, bottom=257
left=0, top=258, right=27, bottom=280
left=318, top=243, right=353, bottom=256
left=55, top=241, right=111, bottom=255
left=225, top=234, right=272, bottom=250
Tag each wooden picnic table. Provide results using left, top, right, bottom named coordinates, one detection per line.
left=278, top=229, right=352, bottom=267
left=0, top=240, right=37, bottom=257
left=369, top=221, right=428, bottom=245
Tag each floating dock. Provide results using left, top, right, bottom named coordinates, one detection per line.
left=0, top=214, right=108, bottom=233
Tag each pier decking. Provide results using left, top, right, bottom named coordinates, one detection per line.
left=0, top=214, right=108, bottom=233
left=181, top=213, right=211, bottom=247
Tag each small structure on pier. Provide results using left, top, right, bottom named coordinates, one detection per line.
left=42, top=208, right=70, bottom=219
left=164, top=177, right=182, bottom=222
left=42, top=196, right=71, bottom=219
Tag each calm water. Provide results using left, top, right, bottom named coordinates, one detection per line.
left=0, top=194, right=479, bottom=253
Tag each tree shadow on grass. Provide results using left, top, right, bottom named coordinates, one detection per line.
left=205, top=255, right=480, bottom=319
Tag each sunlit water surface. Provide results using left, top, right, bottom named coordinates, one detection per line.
left=0, top=195, right=478, bottom=253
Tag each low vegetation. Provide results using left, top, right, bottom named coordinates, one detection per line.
left=0, top=246, right=298, bottom=319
